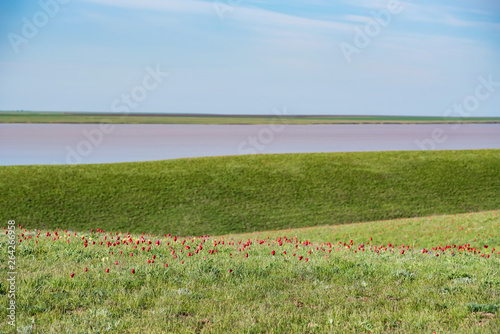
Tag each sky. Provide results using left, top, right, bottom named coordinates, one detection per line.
left=0, top=0, right=499, bottom=116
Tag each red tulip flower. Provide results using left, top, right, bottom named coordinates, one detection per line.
left=70, top=273, right=75, bottom=278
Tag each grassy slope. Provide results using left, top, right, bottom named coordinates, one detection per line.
left=1, top=112, right=500, bottom=124
left=2, top=211, right=499, bottom=333
left=1, top=150, right=499, bottom=236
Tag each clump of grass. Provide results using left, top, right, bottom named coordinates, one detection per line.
left=392, top=269, right=416, bottom=280
left=467, top=303, right=499, bottom=314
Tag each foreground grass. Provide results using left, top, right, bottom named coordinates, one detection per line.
left=1, top=112, right=500, bottom=124
left=1, top=150, right=500, bottom=236
left=1, top=211, right=499, bottom=333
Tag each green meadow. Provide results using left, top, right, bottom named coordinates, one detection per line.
left=1, top=150, right=499, bottom=333
left=1, top=211, right=499, bottom=333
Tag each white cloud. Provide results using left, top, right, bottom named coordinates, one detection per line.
left=402, top=1, right=500, bottom=30
left=79, top=0, right=356, bottom=32
left=80, top=0, right=213, bottom=14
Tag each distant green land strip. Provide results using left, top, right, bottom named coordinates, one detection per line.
left=1, top=150, right=499, bottom=236
left=1, top=111, right=500, bottom=124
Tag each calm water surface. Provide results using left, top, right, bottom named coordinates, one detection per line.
left=1, top=124, right=499, bottom=165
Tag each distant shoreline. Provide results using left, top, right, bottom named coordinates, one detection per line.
left=1, top=111, right=499, bottom=124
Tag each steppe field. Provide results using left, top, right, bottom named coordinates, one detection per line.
left=1, top=150, right=499, bottom=333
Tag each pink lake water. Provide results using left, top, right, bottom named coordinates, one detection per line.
left=1, top=124, right=499, bottom=165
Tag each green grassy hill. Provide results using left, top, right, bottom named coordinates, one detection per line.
left=1, top=150, right=499, bottom=235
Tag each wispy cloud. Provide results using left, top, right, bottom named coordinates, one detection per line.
left=80, top=0, right=356, bottom=32
left=402, top=2, right=500, bottom=29
left=80, top=0, right=212, bottom=14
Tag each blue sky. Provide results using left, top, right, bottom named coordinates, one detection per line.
left=0, top=0, right=499, bottom=116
